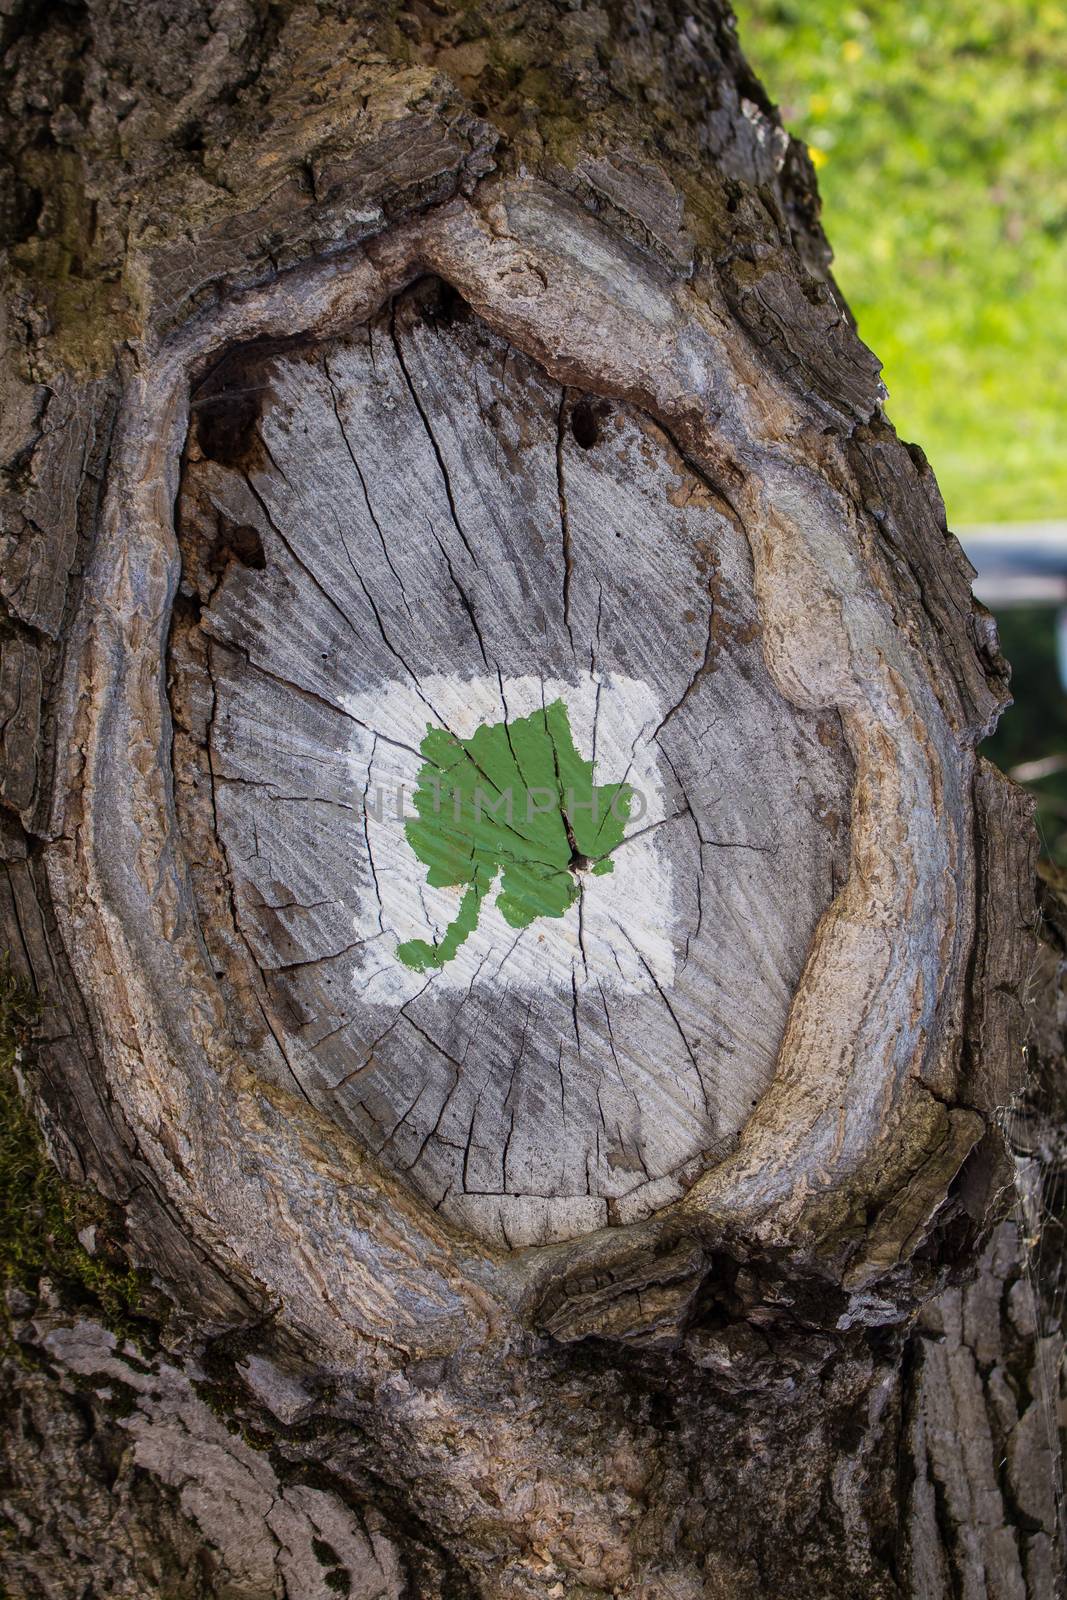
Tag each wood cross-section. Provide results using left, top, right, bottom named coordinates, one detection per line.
left=170, top=279, right=852, bottom=1249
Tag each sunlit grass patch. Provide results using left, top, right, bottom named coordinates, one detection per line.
left=736, top=0, right=1067, bottom=523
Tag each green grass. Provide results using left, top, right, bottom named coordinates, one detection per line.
left=735, top=0, right=1067, bottom=525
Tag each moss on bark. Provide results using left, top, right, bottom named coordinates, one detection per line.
left=0, top=963, right=144, bottom=1338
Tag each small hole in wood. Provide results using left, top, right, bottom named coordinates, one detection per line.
left=207, top=520, right=266, bottom=574
left=172, top=587, right=203, bottom=626
left=176, top=119, right=206, bottom=153
left=571, top=398, right=606, bottom=450
left=191, top=337, right=296, bottom=468
left=194, top=385, right=264, bottom=467
left=7, top=182, right=43, bottom=246
left=410, top=276, right=471, bottom=329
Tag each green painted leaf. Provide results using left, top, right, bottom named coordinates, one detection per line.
left=395, top=700, right=634, bottom=971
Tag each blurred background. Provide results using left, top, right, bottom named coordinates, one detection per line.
left=737, top=0, right=1067, bottom=857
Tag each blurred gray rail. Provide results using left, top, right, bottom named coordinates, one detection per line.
left=957, top=522, right=1067, bottom=692
left=957, top=522, right=1067, bottom=606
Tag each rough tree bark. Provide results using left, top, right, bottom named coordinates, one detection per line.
left=0, top=2, right=1062, bottom=1596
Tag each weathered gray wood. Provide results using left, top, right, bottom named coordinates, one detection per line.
left=170, top=285, right=851, bottom=1247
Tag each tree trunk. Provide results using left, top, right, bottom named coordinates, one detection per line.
left=0, top=3, right=1061, bottom=1596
